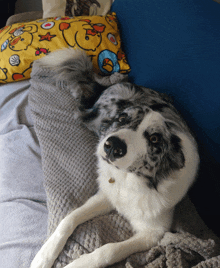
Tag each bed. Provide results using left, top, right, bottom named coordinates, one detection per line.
left=1, top=0, right=220, bottom=267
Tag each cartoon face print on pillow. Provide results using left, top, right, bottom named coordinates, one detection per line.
left=7, top=24, right=38, bottom=51
left=59, top=19, right=106, bottom=51
left=0, top=13, right=130, bottom=83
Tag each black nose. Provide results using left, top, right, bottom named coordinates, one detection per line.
left=104, top=136, right=127, bottom=162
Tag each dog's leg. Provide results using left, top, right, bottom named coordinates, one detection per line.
left=65, top=229, right=164, bottom=268
left=30, top=191, right=113, bottom=268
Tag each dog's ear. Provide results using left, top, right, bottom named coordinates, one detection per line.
left=79, top=84, right=106, bottom=110
left=155, top=134, right=185, bottom=181
left=162, top=135, right=185, bottom=175
left=80, top=106, right=103, bottom=135
left=168, top=135, right=185, bottom=170
left=80, top=73, right=128, bottom=110
left=81, top=106, right=100, bottom=123
left=159, top=92, right=173, bottom=104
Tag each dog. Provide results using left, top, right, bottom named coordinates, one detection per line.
left=30, top=48, right=199, bottom=268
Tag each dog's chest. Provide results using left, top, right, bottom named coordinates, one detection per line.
left=98, top=163, right=166, bottom=232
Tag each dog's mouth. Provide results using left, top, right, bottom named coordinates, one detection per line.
left=101, top=156, right=112, bottom=164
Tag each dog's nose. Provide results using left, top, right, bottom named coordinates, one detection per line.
left=104, top=136, right=127, bottom=162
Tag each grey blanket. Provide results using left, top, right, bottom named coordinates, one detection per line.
left=29, top=62, right=220, bottom=267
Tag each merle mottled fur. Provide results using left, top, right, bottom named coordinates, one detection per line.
left=41, top=49, right=194, bottom=190
left=78, top=82, right=191, bottom=188
left=31, top=49, right=199, bottom=268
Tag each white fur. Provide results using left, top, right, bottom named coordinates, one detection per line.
left=30, top=109, right=199, bottom=268
left=35, top=48, right=83, bottom=69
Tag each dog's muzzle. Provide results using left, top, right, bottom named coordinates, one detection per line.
left=104, top=136, right=127, bottom=162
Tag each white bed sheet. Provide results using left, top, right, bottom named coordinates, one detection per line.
left=0, top=80, right=47, bottom=268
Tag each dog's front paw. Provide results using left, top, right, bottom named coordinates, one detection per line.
left=65, top=253, right=100, bottom=268
left=30, top=249, right=55, bottom=268
left=160, top=232, right=182, bottom=247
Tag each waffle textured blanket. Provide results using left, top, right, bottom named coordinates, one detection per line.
left=29, top=62, right=220, bottom=268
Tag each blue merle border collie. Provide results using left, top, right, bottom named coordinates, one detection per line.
left=31, top=48, right=199, bottom=268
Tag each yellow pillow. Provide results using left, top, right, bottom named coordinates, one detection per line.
left=0, top=13, right=130, bottom=83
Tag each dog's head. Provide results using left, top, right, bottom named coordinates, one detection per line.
left=82, top=82, right=194, bottom=189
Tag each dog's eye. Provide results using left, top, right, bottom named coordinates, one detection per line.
left=85, top=36, right=89, bottom=40
left=149, top=133, right=161, bottom=144
left=118, top=113, right=128, bottom=124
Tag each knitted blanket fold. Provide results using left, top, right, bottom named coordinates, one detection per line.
left=29, top=62, right=220, bottom=268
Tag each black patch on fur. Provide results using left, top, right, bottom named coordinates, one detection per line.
left=143, top=131, right=163, bottom=155
left=80, top=83, right=106, bottom=109
left=116, top=113, right=131, bottom=126
left=155, top=135, right=185, bottom=179
left=150, top=156, right=158, bottom=162
left=144, top=161, right=154, bottom=171
left=142, top=131, right=185, bottom=184
left=100, top=118, right=113, bottom=133
left=150, top=103, right=169, bottom=112
left=134, top=85, right=145, bottom=94
left=114, top=107, right=145, bottom=131
left=165, top=121, right=177, bottom=130
left=116, top=100, right=132, bottom=112
left=82, top=106, right=100, bottom=123
left=169, top=135, right=185, bottom=169
left=129, top=111, right=145, bottom=131
left=146, top=176, right=158, bottom=190
left=137, top=171, right=158, bottom=190
left=102, top=156, right=111, bottom=164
